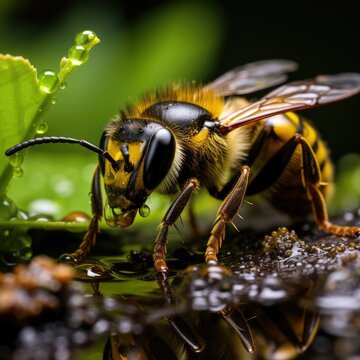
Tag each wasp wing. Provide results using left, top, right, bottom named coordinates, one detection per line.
left=219, top=73, right=360, bottom=134
left=208, top=59, right=298, bottom=96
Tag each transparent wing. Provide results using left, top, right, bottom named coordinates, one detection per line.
left=219, top=73, right=360, bottom=134
left=208, top=59, right=298, bottom=96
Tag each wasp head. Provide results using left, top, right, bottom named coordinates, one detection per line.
left=99, top=119, right=176, bottom=228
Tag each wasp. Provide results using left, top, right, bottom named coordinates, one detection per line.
left=6, top=60, right=360, bottom=272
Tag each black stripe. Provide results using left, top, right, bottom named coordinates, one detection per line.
left=312, top=138, right=319, bottom=153
left=245, top=125, right=272, bottom=167
left=246, top=135, right=299, bottom=196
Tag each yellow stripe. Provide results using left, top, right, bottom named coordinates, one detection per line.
left=315, top=140, right=328, bottom=165
left=320, top=159, right=333, bottom=183
left=303, top=121, right=317, bottom=145
left=271, top=113, right=297, bottom=140
left=285, top=111, right=299, bottom=126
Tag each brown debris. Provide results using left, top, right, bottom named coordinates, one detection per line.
left=0, top=256, right=74, bottom=323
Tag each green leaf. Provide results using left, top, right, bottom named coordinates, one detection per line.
left=0, top=55, right=47, bottom=195
left=0, top=30, right=100, bottom=197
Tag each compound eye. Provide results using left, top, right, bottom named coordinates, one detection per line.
left=144, top=128, right=175, bottom=190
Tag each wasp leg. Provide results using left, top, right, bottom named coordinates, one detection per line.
left=153, top=178, right=200, bottom=273
left=297, top=136, right=360, bottom=236
left=157, top=272, right=205, bottom=352
left=221, top=306, right=255, bottom=353
left=300, top=308, right=320, bottom=351
left=69, top=166, right=103, bottom=261
left=205, top=165, right=251, bottom=264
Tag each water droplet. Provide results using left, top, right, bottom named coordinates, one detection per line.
left=9, top=153, right=24, bottom=167
left=68, top=45, right=89, bottom=65
left=2, top=229, right=10, bottom=237
left=36, top=121, right=48, bottom=134
left=74, top=263, right=114, bottom=281
left=75, top=30, right=98, bottom=47
left=16, top=209, right=29, bottom=221
left=38, top=70, right=60, bottom=93
left=0, top=197, right=18, bottom=220
left=13, top=167, right=24, bottom=177
left=29, top=214, right=53, bottom=222
left=139, top=204, right=150, bottom=217
left=58, top=253, right=77, bottom=264
left=62, top=211, right=91, bottom=222
left=15, top=231, right=32, bottom=253
left=60, top=82, right=67, bottom=90
left=51, top=97, right=57, bottom=104
left=0, top=229, right=32, bottom=266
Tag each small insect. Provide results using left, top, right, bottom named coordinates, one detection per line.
left=6, top=60, right=360, bottom=272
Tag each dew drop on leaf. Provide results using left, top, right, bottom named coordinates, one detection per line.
left=36, top=121, right=48, bottom=134
left=139, top=204, right=150, bottom=217
left=68, top=45, right=89, bottom=66
left=75, top=30, right=98, bottom=47
left=0, top=228, right=32, bottom=266
left=38, top=70, right=60, bottom=93
left=13, top=167, right=24, bottom=178
left=9, top=153, right=24, bottom=168
left=0, top=197, right=18, bottom=220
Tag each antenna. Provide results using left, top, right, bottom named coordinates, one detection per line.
left=5, top=136, right=119, bottom=171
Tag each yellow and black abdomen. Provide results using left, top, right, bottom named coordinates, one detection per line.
left=246, top=112, right=333, bottom=216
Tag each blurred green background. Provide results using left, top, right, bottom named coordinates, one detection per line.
left=1, top=0, right=359, bottom=218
